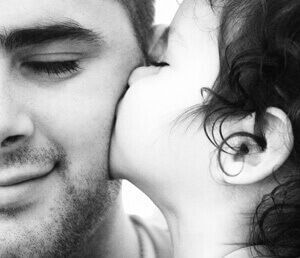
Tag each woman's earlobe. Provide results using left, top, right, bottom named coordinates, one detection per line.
left=218, top=107, right=294, bottom=185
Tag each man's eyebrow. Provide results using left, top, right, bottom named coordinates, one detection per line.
left=0, top=21, right=103, bottom=51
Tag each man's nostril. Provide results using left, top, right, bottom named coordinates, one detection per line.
left=1, top=135, right=24, bottom=148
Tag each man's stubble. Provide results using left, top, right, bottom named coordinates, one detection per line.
left=0, top=141, right=121, bottom=257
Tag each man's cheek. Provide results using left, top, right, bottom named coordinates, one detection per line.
left=50, top=105, right=111, bottom=148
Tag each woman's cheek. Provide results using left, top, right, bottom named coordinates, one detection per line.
left=111, top=67, right=205, bottom=179
left=111, top=74, right=173, bottom=180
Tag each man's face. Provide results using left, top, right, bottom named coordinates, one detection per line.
left=0, top=0, right=141, bottom=256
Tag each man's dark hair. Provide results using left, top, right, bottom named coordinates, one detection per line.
left=187, top=0, right=300, bottom=257
left=119, top=0, right=155, bottom=61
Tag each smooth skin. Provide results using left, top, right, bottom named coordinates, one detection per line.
left=111, top=0, right=293, bottom=257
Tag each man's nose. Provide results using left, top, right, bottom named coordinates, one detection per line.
left=0, top=90, right=34, bottom=152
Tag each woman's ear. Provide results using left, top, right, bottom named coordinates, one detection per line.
left=148, top=25, right=169, bottom=62
left=218, top=107, right=294, bottom=185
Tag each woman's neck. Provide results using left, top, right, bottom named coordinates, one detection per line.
left=166, top=200, right=255, bottom=258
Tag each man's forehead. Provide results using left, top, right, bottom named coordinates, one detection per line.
left=0, top=0, right=139, bottom=53
left=0, top=0, right=125, bottom=31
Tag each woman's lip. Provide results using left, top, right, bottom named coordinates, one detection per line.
left=0, top=164, right=55, bottom=187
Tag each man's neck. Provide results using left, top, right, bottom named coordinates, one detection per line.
left=79, top=195, right=140, bottom=258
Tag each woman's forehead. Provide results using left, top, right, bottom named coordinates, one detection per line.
left=169, top=0, right=221, bottom=36
left=167, top=0, right=221, bottom=54
left=169, top=0, right=248, bottom=49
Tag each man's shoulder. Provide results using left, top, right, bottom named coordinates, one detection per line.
left=131, top=215, right=172, bottom=258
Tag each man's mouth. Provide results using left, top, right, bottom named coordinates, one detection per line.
left=0, top=163, right=57, bottom=211
left=0, top=163, right=55, bottom=187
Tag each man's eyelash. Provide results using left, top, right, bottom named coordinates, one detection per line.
left=22, top=61, right=81, bottom=76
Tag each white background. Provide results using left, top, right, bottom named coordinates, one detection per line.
left=155, top=0, right=180, bottom=24
left=122, top=1, right=180, bottom=224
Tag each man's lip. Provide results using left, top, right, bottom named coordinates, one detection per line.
left=0, top=164, right=55, bottom=187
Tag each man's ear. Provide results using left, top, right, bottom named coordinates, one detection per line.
left=148, top=25, right=169, bottom=62
left=217, top=107, right=294, bottom=185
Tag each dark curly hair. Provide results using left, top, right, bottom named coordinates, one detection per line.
left=194, top=0, right=300, bottom=257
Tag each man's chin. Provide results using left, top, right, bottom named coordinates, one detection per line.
left=0, top=224, right=48, bottom=257
left=0, top=192, right=71, bottom=257
left=0, top=177, right=121, bottom=257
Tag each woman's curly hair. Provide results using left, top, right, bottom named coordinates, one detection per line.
left=197, top=0, right=300, bottom=256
